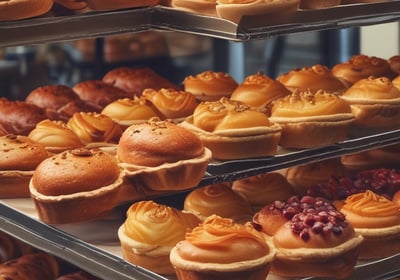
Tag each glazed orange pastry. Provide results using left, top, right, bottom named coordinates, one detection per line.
left=180, top=97, right=281, bottom=159
left=269, top=90, right=354, bottom=148
left=230, top=72, right=290, bottom=114
left=28, top=119, right=84, bottom=153
left=141, top=88, right=199, bottom=121
left=183, top=183, right=253, bottom=223
left=277, top=64, right=348, bottom=94
left=118, top=200, right=200, bottom=275
left=170, top=215, right=275, bottom=280
left=337, top=190, right=400, bottom=259
left=183, top=71, right=238, bottom=101
left=341, top=76, right=400, bottom=130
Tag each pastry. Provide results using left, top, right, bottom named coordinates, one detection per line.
left=0, top=135, right=49, bottom=198
left=277, top=64, right=348, bottom=94
left=299, top=0, right=340, bottom=9
left=141, top=88, right=199, bottom=121
left=28, top=119, right=84, bottom=154
left=232, top=172, right=295, bottom=213
left=171, top=0, right=217, bottom=16
left=340, top=76, right=400, bottom=130
left=393, top=189, right=400, bottom=207
left=183, top=71, right=238, bottom=101
left=0, top=231, right=33, bottom=263
left=86, top=0, right=159, bottom=10
left=118, top=200, right=200, bottom=275
left=332, top=54, right=395, bottom=85
left=117, top=118, right=212, bottom=191
left=56, top=271, right=101, bottom=280
left=253, top=195, right=363, bottom=278
left=0, top=0, right=53, bottom=21
left=183, top=183, right=253, bottom=223
left=180, top=97, right=281, bottom=160
left=388, top=55, right=400, bottom=76
left=337, top=190, right=400, bottom=259
left=170, top=215, right=275, bottom=280
left=29, top=148, right=125, bottom=224
left=269, top=90, right=354, bottom=148
left=230, top=72, right=290, bottom=114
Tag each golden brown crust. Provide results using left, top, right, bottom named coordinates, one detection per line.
left=171, top=0, right=217, bottom=16
left=54, top=0, right=88, bottom=10
left=86, top=0, right=159, bottom=10
left=0, top=0, right=53, bottom=21
left=393, top=190, right=400, bottom=207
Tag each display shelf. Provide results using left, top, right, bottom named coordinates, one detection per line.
left=1, top=1, right=400, bottom=47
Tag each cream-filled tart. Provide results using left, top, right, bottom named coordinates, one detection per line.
left=180, top=97, right=281, bottom=160
left=269, top=90, right=354, bottom=148
left=118, top=200, right=200, bottom=275
left=170, top=215, right=275, bottom=280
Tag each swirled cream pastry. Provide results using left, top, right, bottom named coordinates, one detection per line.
left=28, top=119, right=84, bottom=153
left=170, top=215, right=275, bottom=280
left=341, top=76, right=400, bottom=129
left=101, top=97, right=159, bottom=129
left=216, top=0, right=300, bottom=24
left=269, top=90, right=354, bottom=148
left=141, top=88, right=199, bottom=121
left=180, top=97, right=281, bottom=160
left=183, top=183, right=252, bottom=223
left=277, top=64, right=348, bottom=94
left=67, top=112, right=123, bottom=154
left=171, top=0, right=217, bottom=16
left=183, top=71, right=238, bottom=101
left=230, top=72, right=290, bottom=114
left=332, top=54, right=395, bottom=85
left=337, top=190, right=400, bottom=259
left=118, top=200, right=200, bottom=275
left=232, top=172, right=295, bottom=213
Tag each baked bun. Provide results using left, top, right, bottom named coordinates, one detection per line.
left=28, top=119, right=84, bottom=153
left=86, top=0, right=159, bottom=10
left=30, top=148, right=125, bottom=224
left=141, top=88, right=199, bottom=121
left=170, top=215, right=275, bottom=280
left=25, top=85, right=95, bottom=122
left=102, top=67, right=179, bottom=96
left=0, top=135, right=49, bottom=198
left=388, top=55, right=400, bottom=76
left=183, top=71, right=238, bottom=101
left=118, top=200, right=200, bottom=275
left=171, top=0, right=217, bottom=16
left=284, top=158, right=346, bottom=195
left=253, top=195, right=363, bottom=278
left=332, top=54, right=394, bottom=85
left=0, top=0, right=53, bottom=21
left=183, top=183, right=252, bottom=223
left=277, top=64, right=348, bottom=94
left=232, top=172, right=295, bottom=213
left=101, top=97, right=159, bottom=129
left=117, top=118, right=211, bottom=191
left=180, top=97, right=281, bottom=160
left=0, top=98, right=47, bottom=136
left=230, top=72, right=290, bottom=114
left=269, top=90, right=354, bottom=148
left=72, top=80, right=131, bottom=112
left=337, top=190, right=400, bottom=259
left=216, top=0, right=300, bottom=24
left=54, top=0, right=88, bottom=11
left=340, top=76, right=400, bottom=130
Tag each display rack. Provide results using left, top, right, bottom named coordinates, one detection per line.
left=0, top=3, right=400, bottom=279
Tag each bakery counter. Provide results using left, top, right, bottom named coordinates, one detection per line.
left=1, top=1, right=400, bottom=47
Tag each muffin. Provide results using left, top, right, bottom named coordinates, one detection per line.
left=183, top=183, right=252, bottom=223
left=277, top=64, right=348, bottom=94
left=118, top=200, right=200, bottom=275
left=230, top=72, right=290, bottom=114
left=141, top=88, right=199, bottom=122
left=253, top=195, right=363, bottom=278
left=29, top=148, right=125, bottom=224
left=170, top=215, right=275, bottom=280
left=332, top=54, right=395, bottom=85
left=0, top=135, right=50, bottom=198
left=269, top=90, right=354, bottom=148
left=231, top=172, right=295, bottom=213
left=340, top=76, right=400, bottom=130
left=337, top=190, right=400, bottom=259
left=183, top=71, right=238, bottom=101
left=117, top=118, right=212, bottom=192
left=101, top=97, right=159, bottom=129
left=180, top=97, right=281, bottom=160
left=28, top=119, right=84, bottom=154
